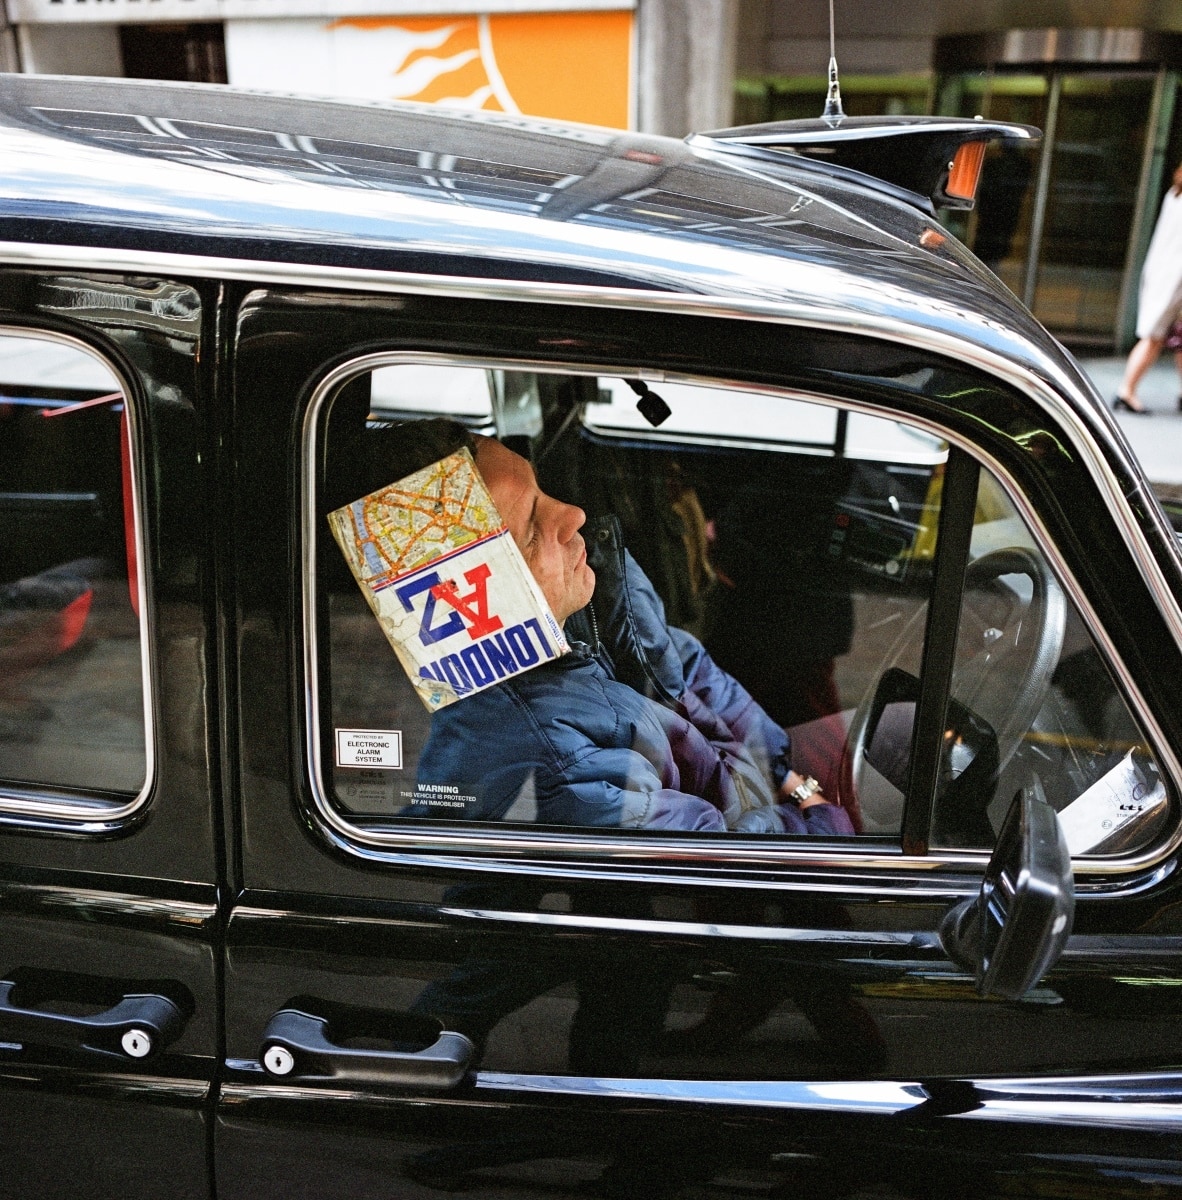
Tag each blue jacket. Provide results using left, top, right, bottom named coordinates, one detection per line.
left=413, top=517, right=854, bottom=836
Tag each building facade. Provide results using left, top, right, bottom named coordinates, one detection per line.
left=5, top=0, right=1182, bottom=347
left=737, top=1, right=1182, bottom=351
left=0, top=0, right=736, bottom=138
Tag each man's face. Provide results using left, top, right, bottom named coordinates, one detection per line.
left=475, top=437, right=595, bottom=623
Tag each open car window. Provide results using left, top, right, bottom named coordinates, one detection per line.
left=309, top=361, right=1167, bottom=856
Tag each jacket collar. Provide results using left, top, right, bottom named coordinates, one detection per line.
left=564, top=515, right=685, bottom=704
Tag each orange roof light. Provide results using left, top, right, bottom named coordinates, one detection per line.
left=946, top=140, right=987, bottom=202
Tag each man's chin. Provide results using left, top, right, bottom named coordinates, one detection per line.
left=555, top=568, right=595, bottom=624
left=578, top=565, right=596, bottom=608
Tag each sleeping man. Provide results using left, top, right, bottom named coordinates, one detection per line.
left=391, top=419, right=853, bottom=837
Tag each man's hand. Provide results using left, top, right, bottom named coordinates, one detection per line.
left=782, top=771, right=829, bottom=810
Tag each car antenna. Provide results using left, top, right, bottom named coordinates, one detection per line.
left=821, top=0, right=845, bottom=125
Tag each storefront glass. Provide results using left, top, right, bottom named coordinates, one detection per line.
left=938, top=69, right=1162, bottom=349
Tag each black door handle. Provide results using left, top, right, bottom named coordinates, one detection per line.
left=0, top=979, right=187, bottom=1060
left=259, top=1005, right=474, bottom=1089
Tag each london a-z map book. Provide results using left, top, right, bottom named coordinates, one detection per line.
left=328, top=447, right=569, bottom=711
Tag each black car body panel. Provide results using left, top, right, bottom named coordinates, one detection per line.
left=1, top=75, right=1182, bottom=1200
left=0, top=267, right=220, bottom=1198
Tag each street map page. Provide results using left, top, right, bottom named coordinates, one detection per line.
left=328, top=448, right=569, bottom=710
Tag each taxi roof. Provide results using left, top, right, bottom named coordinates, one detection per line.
left=0, top=73, right=1097, bottom=407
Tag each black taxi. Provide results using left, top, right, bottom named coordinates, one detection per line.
left=1, top=73, right=1180, bottom=1199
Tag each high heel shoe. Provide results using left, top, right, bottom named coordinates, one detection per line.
left=1113, top=396, right=1151, bottom=415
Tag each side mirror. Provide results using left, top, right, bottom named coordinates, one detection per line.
left=939, top=778, right=1074, bottom=1000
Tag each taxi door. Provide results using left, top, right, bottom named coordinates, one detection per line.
left=0, top=270, right=220, bottom=1199
left=217, top=284, right=1182, bottom=1200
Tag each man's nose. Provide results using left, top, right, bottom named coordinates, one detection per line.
left=556, top=500, right=586, bottom=542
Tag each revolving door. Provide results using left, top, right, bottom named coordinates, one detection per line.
left=936, top=38, right=1182, bottom=350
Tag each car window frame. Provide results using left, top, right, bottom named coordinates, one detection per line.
left=300, top=348, right=1180, bottom=885
left=0, top=323, right=156, bottom=828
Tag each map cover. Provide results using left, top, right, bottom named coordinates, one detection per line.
left=327, top=447, right=570, bottom=711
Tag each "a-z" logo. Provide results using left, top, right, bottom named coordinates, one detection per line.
left=395, top=563, right=503, bottom=647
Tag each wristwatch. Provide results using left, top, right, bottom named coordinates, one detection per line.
left=789, top=775, right=822, bottom=805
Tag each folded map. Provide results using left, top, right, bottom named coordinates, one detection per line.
left=328, top=447, right=569, bottom=711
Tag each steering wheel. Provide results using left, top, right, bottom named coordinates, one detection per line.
left=955, top=546, right=1067, bottom=765
left=846, top=545, right=1067, bottom=835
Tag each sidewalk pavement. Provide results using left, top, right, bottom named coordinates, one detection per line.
left=1076, top=355, right=1182, bottom=488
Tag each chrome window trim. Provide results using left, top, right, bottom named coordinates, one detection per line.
left=0, top=323, right=156, bottom=828
left=4, top=244, right=1178, bottom=873
left=301, top=350, right=1181, bottom=887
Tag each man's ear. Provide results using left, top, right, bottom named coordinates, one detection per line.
left=471, top=434, right=494, bottom=472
